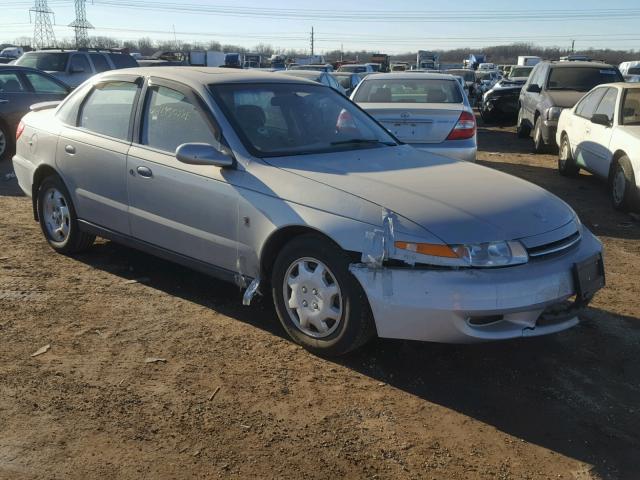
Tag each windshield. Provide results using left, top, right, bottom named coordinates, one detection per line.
left=353, top=78, right=463, bottom=103
left=622, top=89, right=640, bottom=125
left=16, top=52, right=68, bottom=72
left=509, top=67, right=533, bottom=79
left=334, top=75, right=352, bottom=89
left=446, top=70, right=475, bottom=81
left=547, top=67, right=622, bottom=91
left=210, top=83, right=396, bottom=158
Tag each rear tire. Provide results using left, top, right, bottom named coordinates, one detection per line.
left=271, top=234, right=375, bottom=356
left=516, top=107, right=530, bottom=138
left=36, top=175, right=95, bottom=254
left=610, top=156, right=638, bottom=212
left=558, top=134, right=580, bottom=177
left=0, top=122, right=13, bottom=161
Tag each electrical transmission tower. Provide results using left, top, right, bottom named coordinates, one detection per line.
left=30, top=0, right=56, bottom=49
left=69, top=0, right=93, bottom=48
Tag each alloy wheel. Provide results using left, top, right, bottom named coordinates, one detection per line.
left=612, top=168, right=626, bottom=206
left=42, top=187, right=71, bottom=243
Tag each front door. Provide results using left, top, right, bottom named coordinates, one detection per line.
left=56, top=76, right=142, bottom=234
left=126, top=80, right=240, bottom=273
left=582, top=87, right=617, bottom=177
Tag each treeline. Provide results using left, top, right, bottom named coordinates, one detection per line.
left=3, top=37, right=637, bottom=65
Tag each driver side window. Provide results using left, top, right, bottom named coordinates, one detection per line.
left=575, top=88, right=607, bottom=119
left=142, top=85, right=221, bottom=154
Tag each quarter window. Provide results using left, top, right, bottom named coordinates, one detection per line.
left=79, top=81, right=139, bottom=140
left=142, top=85, right=219, bottom=153
left=25, top=72, right=67, bottom=94
left=575, top=88, right=607, bottom=119
left=593, top=88, right=618, bottom=123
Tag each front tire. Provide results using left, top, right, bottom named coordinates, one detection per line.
left=516, top=107, right=530, bottom=138
left=271, top=234, right=375, bottom=356
left=610, top=156, right=638, bottom=212
left=0, top=122, right=13, bottom=161
left=558, top=134, right=580, bottom=177
left=36, top=175, right=95, bottom=253
left=532, top=116, right=547, bottom=153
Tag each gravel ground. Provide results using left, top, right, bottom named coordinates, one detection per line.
left=1, top=119, right=639, bottom=480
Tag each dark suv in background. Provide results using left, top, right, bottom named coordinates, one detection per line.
left=15, top=48, right=138, bottom=88
left=517, top=61, right=623, bottom=153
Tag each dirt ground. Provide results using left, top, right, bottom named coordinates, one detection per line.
left=1, top=119, right=639, bottom=480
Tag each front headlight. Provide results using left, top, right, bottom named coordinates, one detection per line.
left=394, top=240, right=528, bottom=268
left=546, top=106, right=563, bottom=121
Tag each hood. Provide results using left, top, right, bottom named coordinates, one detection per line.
left=265, top=145, right=575, bottom=244
left=545, top=90, right=587, bottom=108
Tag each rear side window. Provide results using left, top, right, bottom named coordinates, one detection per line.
left=593, top=88, right=618, bottom=123
left=79, top=81, right=139, bottom=140
left=575, top=88, right=607, bottom=118
left=0, top=72, right=25, bottom=93
left=25, top=72, right=67, bottom=94
left=141, top=85, right=219, bottom=153
left=70, top=54, right=91, bottom=73
left=108, top=53, right=138, bottom=69
left=621, top=89, right=640, bottom=125
left=89, top=54, right=110, bottom=73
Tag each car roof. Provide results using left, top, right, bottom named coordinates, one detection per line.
left=363, top=72, right=457, bottom=80
left=545, top=61, right=616, bottom=68
left=97, top=66, right=319, bottom=85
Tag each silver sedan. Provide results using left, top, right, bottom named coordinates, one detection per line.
left=13, top=67, right=604, bottom=356
left=351, top=72, right=477, bottom=162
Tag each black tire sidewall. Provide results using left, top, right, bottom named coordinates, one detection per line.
left=533, top=117, right=544, bottom=153
left=558, top=135, right=579, bottom=176
left=611, top=157, right=637, bottom=211
left=516, top=108, right=530, bottom=138
left=0, top=122, right=13, bottom=161
left=271, top=235, right=373, bottom=356
left=37, top=176, right=83, bottom=253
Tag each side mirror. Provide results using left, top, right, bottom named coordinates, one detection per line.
left=71, top=66, right=85, bottom=73
left=526, top=84, right=541, bottom=93
left=176, top=143, right=234, bottom=168
left=591, top=113, right=611, bottom=127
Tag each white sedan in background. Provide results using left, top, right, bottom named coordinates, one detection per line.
left=351, top=73, right=477, bottom=162
left=556, top=82, right=640, bottom=210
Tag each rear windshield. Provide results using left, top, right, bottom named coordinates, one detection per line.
left=354, top=78, right=463, bottom=103
left=547, top=67, right=622, bottom=92
left=621, top=89, right=640, bottom=125
left=509, top=67, right=533, bottom=78
left=446, top=70, right=475, bottom=81
left=340, top=65, right=366, bottom=73
left=108, top=53, right=138, bottom=69
left=334, top=75, right=352, bottom=89
left=628, top=67, right=640, bottom=75
left=16, top=52, right=68, bottom=72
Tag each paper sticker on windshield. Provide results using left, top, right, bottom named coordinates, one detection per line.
left=600, top=70, right=617, bottom=75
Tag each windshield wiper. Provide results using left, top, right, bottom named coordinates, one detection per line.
left=330, top=138, right=396, bottom=146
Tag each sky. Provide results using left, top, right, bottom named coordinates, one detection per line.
left=3, top=0, right=640, bottom=54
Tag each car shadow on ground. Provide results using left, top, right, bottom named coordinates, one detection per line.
left=71, top=240, right=640, bottom=479
left=0, top=161, right=24, bottom=197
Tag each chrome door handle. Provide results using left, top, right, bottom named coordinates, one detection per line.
left=64, top=144, right=76, bottom=154
left=136, top=166, right=153, bottom=178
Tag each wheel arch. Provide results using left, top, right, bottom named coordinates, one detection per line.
left=31, top=164, right=63, bottom=221
left=259, top=225, right=358, bottom=285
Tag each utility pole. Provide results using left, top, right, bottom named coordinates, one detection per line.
left=30, top=0, right=56, bottom=49
left=69, top=0, right=93, bottom=49
left=310, top=26, right=314, bottom=57
left=571, top=40, right=575, bottom=53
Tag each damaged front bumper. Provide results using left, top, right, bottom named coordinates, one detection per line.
left=349, top=229, right=603, bottom=343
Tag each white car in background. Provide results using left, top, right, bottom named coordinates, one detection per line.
left=556, top=82, right=640, bottom=210
left=351, top=72, right=477, bottom=162
left=619, top=61, right=640, bottom=82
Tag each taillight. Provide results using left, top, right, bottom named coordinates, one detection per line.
left=446, top=110, right=476, bottom=140
left=16, top=120, right=25, bottom=141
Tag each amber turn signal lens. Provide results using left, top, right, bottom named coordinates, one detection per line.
left=394, top=241, right=460, bottom=258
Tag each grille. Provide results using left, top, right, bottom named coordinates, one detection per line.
left=527, top=231, right=581, bottom=259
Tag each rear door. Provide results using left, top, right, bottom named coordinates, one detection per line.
left=126, top=78, right=240, bottom=273
left=0, top=69, right=32, bottom=133
left=56, top=75, right=142, bottom=234
left=582, top=87, right=618, bottom=177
